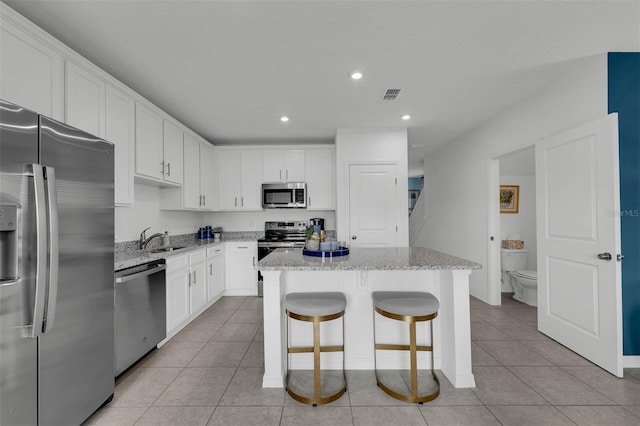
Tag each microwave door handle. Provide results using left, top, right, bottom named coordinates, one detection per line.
left=30, top=164, right=47, bottom=338
left=43, top=166, right=59, bottom=333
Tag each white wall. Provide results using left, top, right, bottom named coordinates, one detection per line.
left=202, top=210, right=336, bottom=232
left=335, top=128, right=409, bottom=245
left=115, top=183, right=204, bottom=242
left=415, top=54, right=608, bottom=302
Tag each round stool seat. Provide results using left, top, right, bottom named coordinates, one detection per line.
left=372, top=291, right=439, bottom=317
left=286, top=292, right=347, bottom=317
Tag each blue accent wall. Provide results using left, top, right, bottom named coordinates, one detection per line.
left=608, top=53, right=640, bottom=356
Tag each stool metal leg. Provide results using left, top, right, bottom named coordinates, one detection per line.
left=373, top=307, right=440, bottom=404
left=286, top=310, right=347, bottom=406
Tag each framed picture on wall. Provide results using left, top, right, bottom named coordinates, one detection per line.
left=500, top=185, right=519, bottom=213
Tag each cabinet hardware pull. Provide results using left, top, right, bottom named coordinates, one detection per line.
left=209, top=264, right=213, bottom=275
left=188, top=271, right=191, bottom=286
left=160, top=161, right=165, bottom=175
left=308, top=196, right=311, bottom=207
left=193, top=270, right=196, bottom=284
left=241, top=197, right=244, bottom=207
left=286, top=169, right=288, bottom=180
left=203, top=194, right=206, bottom=206
left=279, top=169, right=282, bottom=180
left=166, top=162, right=171, bottom=176
left=235, top=197, right=237, bottom=207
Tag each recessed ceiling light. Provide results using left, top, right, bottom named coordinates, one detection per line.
left=350, top=70, right=363, bottom=80
left=401, top=114, right=412, bottom=120
left=280, top=115, right=289, bottom=122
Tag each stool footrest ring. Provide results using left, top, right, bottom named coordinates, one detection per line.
left=375, top=343, right=432, bottom=352
left=375, top=371, right=440, bottom=404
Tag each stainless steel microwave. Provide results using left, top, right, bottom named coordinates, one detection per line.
left=262, top=182, right=307, bottom=208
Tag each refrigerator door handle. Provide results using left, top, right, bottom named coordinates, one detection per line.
left=43, top=166, right=59, bottom=332
left=30, top=164, right=47, bottom=338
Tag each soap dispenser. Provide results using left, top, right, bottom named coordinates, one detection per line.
left=162, top=231, right=170, bottom=247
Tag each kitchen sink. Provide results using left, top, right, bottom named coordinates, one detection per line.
left=148, top=246, right=185, bottom=253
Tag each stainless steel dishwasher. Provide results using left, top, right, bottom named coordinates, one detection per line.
left=114, top=261, right=167, bottom=376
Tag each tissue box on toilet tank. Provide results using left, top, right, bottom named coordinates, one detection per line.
left=502, top=240, right=524, bottom=249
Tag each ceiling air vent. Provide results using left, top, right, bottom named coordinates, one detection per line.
left=382, top=89, right=401, bottom=101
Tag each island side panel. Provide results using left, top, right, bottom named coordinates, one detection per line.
left=261, top=270, right=285, bottom=388
left=439, top=269, right=476, bottom=388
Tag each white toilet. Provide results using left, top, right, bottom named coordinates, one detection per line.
left=500, top=249, right=538, bottom=306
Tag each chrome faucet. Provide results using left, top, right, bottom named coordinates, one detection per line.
left=139, top=227, right=164, bottom=250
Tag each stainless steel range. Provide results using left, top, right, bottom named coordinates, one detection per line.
left=257, top=221, right=307, bottom=295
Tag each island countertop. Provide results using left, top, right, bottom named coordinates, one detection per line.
left=257, top=246, right=482, bottom=271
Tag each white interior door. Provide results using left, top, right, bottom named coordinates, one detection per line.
left=536, top=114, right=623, bottom=377
left=349, top=164, right=398, bottom=247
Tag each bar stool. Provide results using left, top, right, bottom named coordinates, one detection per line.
left=285, top=292, right=347, bottom=406
left=372, top=291, right=440, bottom=404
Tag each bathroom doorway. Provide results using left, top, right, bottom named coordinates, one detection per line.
left=487, top=146, right=536, bottom=306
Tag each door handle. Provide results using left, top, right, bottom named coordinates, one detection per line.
left=597, top=252, right=612, bottom=261
left=31, top=164, right=47, bottom=338
left=43, top=166, right=59, bottom=332
left=352, top=235, right=357, bottom=240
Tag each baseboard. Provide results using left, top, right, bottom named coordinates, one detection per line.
left=623, top=355, right=640, bottom=368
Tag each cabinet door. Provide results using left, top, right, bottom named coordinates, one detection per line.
left=105, top=85, right=134, bottom=206
left=284, top=149, right=305, bottom=181
left=217, top=150, right=240, bottom=209
left=224, top=243, right=257, bottom=295
left=262, top=149, right=284, bottom=182
left=135, top=102, right=163, bottom=180
left=163, top=120, right=183, bottom=185
left=182, top=134, right=201, bottom=209
left=64, top=61, right=105, bottom=138
left=0, top=18, right=63, bottom=119
left=166, top=268, right=190, bottom=333
left=200, top=143, right=216, bottom=210
left=189, top=261, right=208, bottom=314
left=305, top=148, right=335, bottom=209
left=239, top=150, right=263, bottom=209
left=207, top=251, right=224, bottom=301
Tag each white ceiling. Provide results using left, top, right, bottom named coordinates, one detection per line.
left=4, top=1, right=639, bottom=177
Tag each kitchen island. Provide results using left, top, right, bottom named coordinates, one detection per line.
left=257, top=247, right=482, bottom=389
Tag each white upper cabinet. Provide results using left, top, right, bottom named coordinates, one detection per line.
left=135, top=103, right=184, bottom=186
left=64, top=61, right=105, bottom=138
left=105, top=85, right=135, bottom=206
left=0, top=15, right=62, bottom=119
left=200, top=143, right=217, bottom=211
left=217, top=149, right=263, bottom=210
left=182, top=134, right=201, bottom=209
left=135, top=102, right=164, bottom=181
left=162, top=120, right=183, bottom=185
left=162, top=136, right=216, bottom=211
left=305, top=147, right=335, bottom=210
left=262, top=149, right=305, bottom=182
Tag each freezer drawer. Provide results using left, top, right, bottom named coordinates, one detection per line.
left=115, top=261, right=167, bottom=376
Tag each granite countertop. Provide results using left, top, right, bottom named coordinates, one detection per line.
left=115, top=231, right=262, bottom=271
left=257, top=247, right=482, bottom=271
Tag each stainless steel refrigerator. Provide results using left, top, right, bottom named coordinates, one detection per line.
left=0, top=100, right=115, bottom=425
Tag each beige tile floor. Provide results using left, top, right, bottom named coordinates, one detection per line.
left=85, top=294, right=640, bottom=425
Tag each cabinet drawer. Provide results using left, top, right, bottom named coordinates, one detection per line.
left=189, top=249, right=206, bottom=265
left=165, top=254, right=188, bottom=270
left=207, top=245, right=224, bottom=258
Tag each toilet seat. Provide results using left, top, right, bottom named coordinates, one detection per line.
left=513, top=270, right=536, bottom=280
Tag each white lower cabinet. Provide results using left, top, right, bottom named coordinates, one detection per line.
left=224, top=242, right=257, bottom=296
left=189, top=250, right=208, bottom=315
left=207, top=245, right=225, bottom=302
left=164, top=248, right=212, bottom=340
left=165, top=254, right=190, bottom=335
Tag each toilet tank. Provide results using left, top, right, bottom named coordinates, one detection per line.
left=501, top=249, right=528, bottom=271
